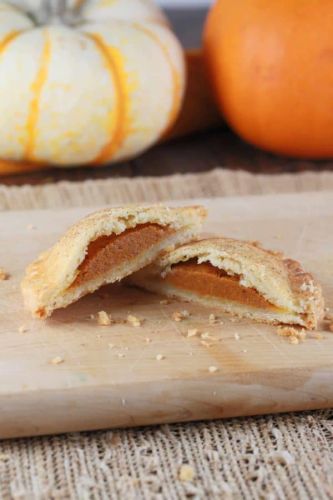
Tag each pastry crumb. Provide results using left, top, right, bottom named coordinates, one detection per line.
left=145, top=337, right=152, bottom=344
left=201, top=332, right=216, bottom=340
left=324, top=312, right=333, bottom=322
left=0, top=267, right=9, bottom=281
left=127, top=314, right=142, bottom=327
left=179, top=464, right=195, bottom=482
left=108, top=343, right=115, bottom=349
left=26, top=224, right=36, bottom=230
left=172, top=310, right=190, bottom=322
left=270, top=450, right=295, bottom=465
left=97, top=311, right=111, bottom=326
left=200, top=340, right=212, bottom=348
left=117, top=353, right=125, bottom=358
left=242, top=349, right=248, bottom=353
left=50, top=356, right=64, bottom=365
left=160, top=299, right=170, bottom=305
left=187, top=328, right=198, bottom=338
left=312, top=332, right=324, bottom=340
left=156, top=354, right=165, bottom=361
left=18, top=325, right=28, bottom=334
left=208, top=366, right=218, bottom=373
left=209, top=313, right=217, bottom=324
left=277, top=326, right=307, bottom=342
left=234, top=333, right=240, bottom=341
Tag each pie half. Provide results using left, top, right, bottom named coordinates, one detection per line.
left=130, top=238, right=324, bottom=329
left=21, top=205, right=207, bottom=318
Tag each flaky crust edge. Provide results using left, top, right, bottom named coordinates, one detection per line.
left=130, top=237, right=324, bottom=329
left=21, top=205, right=207, bottom=318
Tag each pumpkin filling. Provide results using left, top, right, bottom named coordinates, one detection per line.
left=164, top=260, right=280, bottom=311
left=71, top=223, right=174, bottom=288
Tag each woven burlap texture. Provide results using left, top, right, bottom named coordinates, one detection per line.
left=1, top=168, right=333, bottom=500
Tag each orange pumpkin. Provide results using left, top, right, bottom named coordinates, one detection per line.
left=204, top=0, right=333, bottom=159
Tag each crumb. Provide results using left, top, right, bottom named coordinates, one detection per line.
left=242, top=349, right=248, bottom=353
left=277, top=326, right=307, bottom=342
left=187, top=328, right=198, bottom=338
left=127, top=314, right=142, bottom=327
left=121, top=398, right=126, bottom=406
left=172, top=310, right=190, bottom=322
left=324, top=312, right=333, bottom=322
left=274, top=234, right=282, bottom=239
left=145, top=337, right=152, bottom=344
left=200, top=340, right=212, bottom=348
left=209, top=313, right=216, bottom=324
left=250, top=240, right=261, bottom=247
left=312, top=332, right=324, bottom=340
left=108, top=343, right=115, bottom=349
left=160, top=299, right=170, bottom=305
left=96, top=334, right=102, bottom=339
left=50, top=356, right=64, bottom=365
left=220, top=321, right=224, bottom=325
left=97, top=311, right=111, bottom=326
left=89, top=314, right=95, bottom=320
left=156, top=354, right=165, bottom=361
left=179, top=464, right=195, bottom=482
left=188, top=351, right=193, bottom=356
left=234, top=333, right=240, bottom=341
left=117, top=353, right=125, bottom=358
left=270, top=450, right=294, bottom=465
left=123, top=346, right=129, bottom=351
left=229, top=317, right=237, bottom=323
left=18, top=325, right=28, bottom=334
left=0, top=267, right=9, bottom=281
left=201, top=332, right=216, bottom=340
left=208, top=366, right=218, bottom=373
left=26, top=224, right=36, bottom=230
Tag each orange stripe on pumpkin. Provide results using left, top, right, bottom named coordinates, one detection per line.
left=86, top=33, right=129, bottom=165
left=25, top=30, right=51, bottom=162
left=0, top=30, right=21, bottom=55
left=133, top=23, right=182, bottom=138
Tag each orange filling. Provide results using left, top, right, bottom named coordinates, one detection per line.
left=71, top=223, right=173, bottom=288
left=164, top=260, right=278, bottom=311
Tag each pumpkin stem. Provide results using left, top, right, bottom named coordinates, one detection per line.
left=37, top=0, right=78, bottom=25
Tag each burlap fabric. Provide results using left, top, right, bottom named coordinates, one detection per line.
left=1, top=168, right=333, bottom=500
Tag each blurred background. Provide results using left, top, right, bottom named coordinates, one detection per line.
left=0, top=0, right=332, bottom=185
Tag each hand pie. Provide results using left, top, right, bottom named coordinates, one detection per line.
left=21, top=205, right=207, bottom=318
left=130, top=237, right=324, bottom=329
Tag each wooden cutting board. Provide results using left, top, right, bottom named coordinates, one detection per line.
left=0, top=192, right=332, bottom=439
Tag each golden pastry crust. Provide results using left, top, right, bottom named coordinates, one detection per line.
left=130, top=237, right=324, bottom=329
left=21, top=205, right=207, bottom=318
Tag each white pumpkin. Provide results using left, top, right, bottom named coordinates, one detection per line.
left=0, top=0, right=185, bottom=166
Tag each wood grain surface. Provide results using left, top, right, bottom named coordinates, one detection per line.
left=0, top=192, right=332, bottom=438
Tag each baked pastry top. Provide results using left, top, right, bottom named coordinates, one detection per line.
left=21, top=205, right=207, bottom=318
left=130, top=237, right=324, bottom=329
